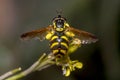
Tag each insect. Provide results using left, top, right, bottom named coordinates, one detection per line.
left=21, top=14, right=98, bottom=59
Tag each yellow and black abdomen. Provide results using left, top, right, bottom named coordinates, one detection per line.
left=50, top=33, right=69, bottom=58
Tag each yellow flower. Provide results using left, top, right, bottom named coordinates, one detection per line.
left=62, top=60, right=83, bottom=77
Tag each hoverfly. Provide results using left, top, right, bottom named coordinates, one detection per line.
left=21, top=14, right=98, bottom=58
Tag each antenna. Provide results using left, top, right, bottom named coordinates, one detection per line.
left=56, top=9, right=63, bottom=17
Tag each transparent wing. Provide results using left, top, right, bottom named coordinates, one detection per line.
left=67, top=27, right=98, bottom=44
left=21, top=25, right=53, bottom=41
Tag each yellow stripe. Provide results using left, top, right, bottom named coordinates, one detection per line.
left=60, top=50, right=66, bottom=54
left=61, top=36, right=68, bottom=41
left=50, top=42, right=59, bottom=49
left=56, top=28, right=64, bottom=31
left=50, top=36, right=58, bottom=41
left=53, top=50, right=59, bottom=54
left=61, top=42, right=68, bottom=49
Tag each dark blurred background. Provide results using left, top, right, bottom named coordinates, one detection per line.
left=0, top=0, right=120, bottom=80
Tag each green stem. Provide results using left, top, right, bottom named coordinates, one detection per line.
left=5, top=53, right=55, bottom=80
